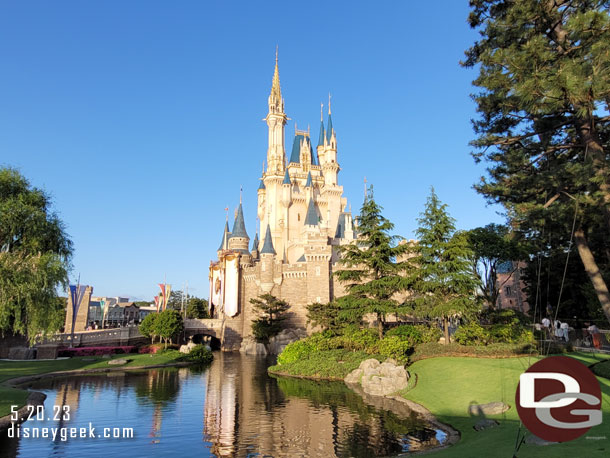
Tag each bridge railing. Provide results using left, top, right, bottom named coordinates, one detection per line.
left=42, top=327, right=143, bottom=346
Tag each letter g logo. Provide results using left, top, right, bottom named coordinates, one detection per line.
left=516, top=356, right=602, bottom=442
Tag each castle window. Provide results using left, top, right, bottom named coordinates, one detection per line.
left=298, top=214, right=301, bottom=221
left=505, top=286, right=512, bottom=296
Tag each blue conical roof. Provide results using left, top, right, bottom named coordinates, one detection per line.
left=283, top=169, right=291, bottom=185
left=260, top=224, right=276, bottom=255
left=304, top=198, right=319, bottom=226
left=251, top=232, right=259, bottom=252
left=317, top=120, right=325, bottom=147
left=326, top=113, right=333, bottom=142
left=305, top=171, right=313, bottom=187
left=230, top=203, right=249, bottom=239
left=218, top=221, right=230, bottom=251
left=258, top=179, right=265, bottom=190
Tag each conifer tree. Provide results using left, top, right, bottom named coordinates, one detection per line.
left=250, top=294, right=290, bottom=343
left=411, top=189, right=479, bottom=344
left=335, top=187, right=411, bottom=339
left=463, top=0, right=610, bottom=324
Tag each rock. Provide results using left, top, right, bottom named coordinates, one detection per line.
left=240, top=328, right=306, bottom=355
left=468, top=402, right=510, bottom=416
left=525, top=434, right=557, bottom=446
left=345, top=358, right=409, bottom=397
left=107, top=359, right=128, bottom=366
left=473, top=419, right=499, bottom=431
left=179, top=341, right=197, bottom=354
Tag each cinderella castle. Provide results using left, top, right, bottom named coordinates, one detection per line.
left=209, top=54, right=357, bottom=348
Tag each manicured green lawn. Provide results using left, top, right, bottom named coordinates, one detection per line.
left=0, top=351, right=189, bottom=417
left=402, top=352, right=610, bottom=457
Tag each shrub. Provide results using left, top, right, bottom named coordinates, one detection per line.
left=185, top=344, right=213, bottom=364
left=592, top=360, right=610, bottom=379
left=341, top=327, right=379, bottom=351
left=386, top=325, right=423, bottom=346
left=277, top=339, right=315, bottom=365
left=372, top=336, right=411, bottom=363
left=454, top=322, right=489, bottom=345
left=415, top=325, right=442, bottom=343
left=410, top=342, right=536, bottom=362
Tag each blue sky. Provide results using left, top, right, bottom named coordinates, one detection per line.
left=0, top=1, right=503, bottom=300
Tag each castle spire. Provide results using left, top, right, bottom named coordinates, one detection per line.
left=265, top=48, right=287, bottom=173
left=231, top=202, right=249, bottom=239
left=260, top=224, right=276, bottom=255
left=218, top=220, right=230, bottom=251
left=270, top=47, right=282, bottom=104
left=326, top=93, right=334, bottom=142
left=317, top=103, right=325, bottom=147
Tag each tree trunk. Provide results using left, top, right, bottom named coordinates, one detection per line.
left=377, top=313, right=384, bottom=339
left=443, top=317, right=450, bottom=345
left=574, top=228, right=610, bottom=326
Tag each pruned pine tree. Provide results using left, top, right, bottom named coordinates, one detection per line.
left=335, top=188, right=412, bottom=339
left=411, top=189, right=479, bottom=344
left=250, top=294, right=290, bottom=343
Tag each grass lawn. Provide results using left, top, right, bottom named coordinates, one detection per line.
left=0, top=351, right=189, bottom=418
left=402, top=352, right=610, bottom=457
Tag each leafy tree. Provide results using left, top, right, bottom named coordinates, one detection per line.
left=410, top=189, right=479, bottom=344
left=250, top=294, right=290, bottom=343
left=463, top=0, right=610, bottom=324
left=186, top=297, right=209, bottom=319
left=166, top=290, right=184, bottom=311
left=134, top=301, right=153, bottom=308
left=335, top=188, right=411, bottom=339
left=155, top=309, right=183, bottom=348
left=467, top=223, right=522, bottom=308
left=0, top=168, right=73, bottom=343
left=139, top=312, right=159, bottom=343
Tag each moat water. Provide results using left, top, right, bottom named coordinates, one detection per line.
left=0, top=353, right=446, bottom=457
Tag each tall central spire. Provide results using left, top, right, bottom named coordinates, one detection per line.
left=265, top=47, right=287, bottom=174
left=270, top=46, right=282, bottom=103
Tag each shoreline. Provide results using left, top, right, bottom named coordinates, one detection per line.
left=0, top=360, right=194, bottom=433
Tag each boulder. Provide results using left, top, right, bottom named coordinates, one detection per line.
left=107, top=359, right=128, bottom=366
left=345, top=358, right=409, bottom=397
left=468, top=402, right=510, bottom=416
left=473, top=419, right=499, bottom=431
left=179, top=341, right=197, bottom=354
left=240, top=328, right=306, bottom=355
left=525, top=435, right=557, bottom=446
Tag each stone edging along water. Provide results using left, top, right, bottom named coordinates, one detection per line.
left=0, top=361, right=194, bottom=433
left=267, top=368, right=461, bottom=455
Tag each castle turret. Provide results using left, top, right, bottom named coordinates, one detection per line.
left=259, top=224, right=275, bottom=292
left=228, top=202, right=250, bottom=254
left=250, top=231, right=259, bottom=259
left=217, top=220, right=230, bottom=257
left=321, top=101, right=339, bottom=186
left=264, top=50, right=287, bottom=174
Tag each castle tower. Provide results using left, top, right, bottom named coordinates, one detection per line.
left=264, top=50, right=287, bottom=175
left=228, top=201, right=250, bottom=255
left=259, top=224, right=276, bottom=293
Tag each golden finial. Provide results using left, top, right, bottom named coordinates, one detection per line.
left=320, top=103, right=323, bottom=121
left=275, top=45, right=278, bottom=64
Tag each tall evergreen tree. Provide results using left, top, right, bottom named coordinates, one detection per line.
left=0, top=168, right=73, bottom=342
left=463, top=0, right=610, bottom=324
left=250, top=294, right=290, bottom=343
left=411, top=189, right=479, bottom=344
left=335, top=188, right=411, bottom=338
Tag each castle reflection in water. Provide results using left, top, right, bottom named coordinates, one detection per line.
left=202, top=353, right=443, bottom=457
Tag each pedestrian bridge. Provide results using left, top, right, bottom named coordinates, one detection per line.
left=184, top=318, right=224, bottom=340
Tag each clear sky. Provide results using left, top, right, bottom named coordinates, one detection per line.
left=0, top=1, right=503, bottom=300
